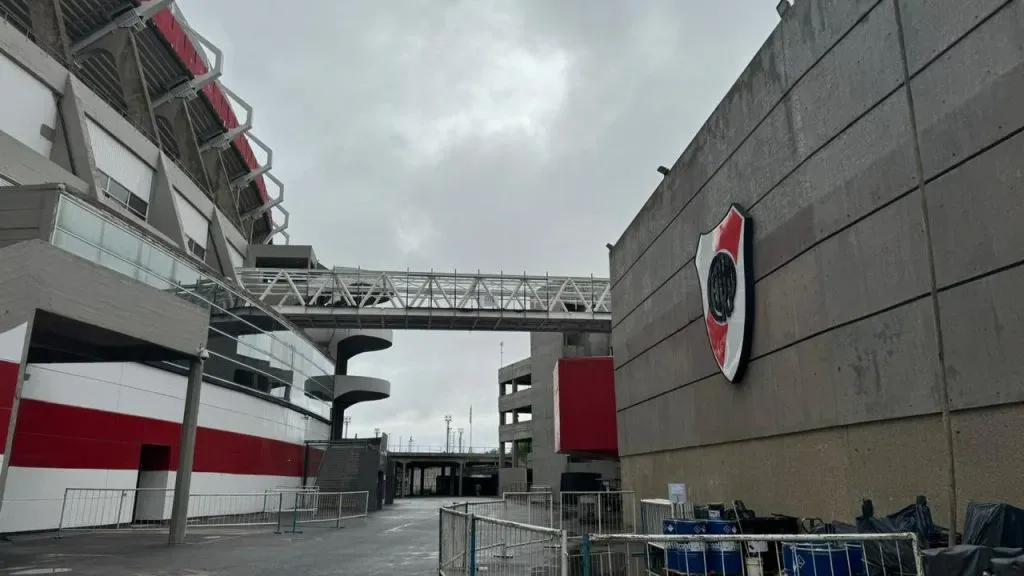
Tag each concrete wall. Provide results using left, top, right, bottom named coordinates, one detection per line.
left=609, top=0, right=1024, bottom=529
left=529, top=332, right=619, bottom=493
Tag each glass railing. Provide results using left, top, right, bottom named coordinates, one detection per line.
left=50, top=193, right=334, bottom=419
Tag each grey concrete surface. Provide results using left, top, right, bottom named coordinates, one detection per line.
left=610, top=0, right=1024, bottom=529
left=0, top=498, right=461, bottom=576
left=0, top=239, right=209, bottom=358
left=527, top=333, right=619, bottom=494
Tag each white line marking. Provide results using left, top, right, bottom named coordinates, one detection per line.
left=384, top=522, right=414, bottom=533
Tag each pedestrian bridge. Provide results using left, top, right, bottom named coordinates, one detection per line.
left=236, top=268, right=611, bottom=332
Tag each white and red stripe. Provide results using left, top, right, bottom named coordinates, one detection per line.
left=0, top=357, right=329, bottom=533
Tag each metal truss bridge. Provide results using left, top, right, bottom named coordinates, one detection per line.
left=236, top=268, right=611, bottom=332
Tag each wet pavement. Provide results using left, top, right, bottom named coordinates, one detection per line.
left=0, top=497, right=470, bottom=575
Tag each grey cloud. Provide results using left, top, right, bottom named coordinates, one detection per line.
left=178, top=0, right=779, bottom=447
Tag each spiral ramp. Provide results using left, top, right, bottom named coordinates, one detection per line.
left=304, top=328, right=393, bottom=440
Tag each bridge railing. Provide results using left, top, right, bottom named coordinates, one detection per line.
left=389, top=445, right=500, bottom=456
left=235, top=268, right=611, bottom=314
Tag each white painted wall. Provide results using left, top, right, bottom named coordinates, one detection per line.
left=0, top=362, right=330, bottom=533
left=85, top=118, right=155, bottom=202
left=0, top=468, right=301, bottom=533
left=20, top=362, right=328, bottom=444
left=0, top=52, right=57, bottom=156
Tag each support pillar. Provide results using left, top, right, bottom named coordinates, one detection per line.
left=458, top=463, right=464, bottom=497
left=418, top=467, right=424, bottom=496
left=169, top=353, right=205, bottom=545
left=154, top=98, right=211, bottom=191
left=28, top=0, right=71, bottom=63
left=86, top=29, right=160, bottom=142
left=201, top=147, right=245, bottom=235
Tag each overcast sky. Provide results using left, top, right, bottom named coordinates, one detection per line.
left=177, top=0, right=779, bottom=449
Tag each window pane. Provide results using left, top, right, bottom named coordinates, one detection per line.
left=104, top=175, right=131, bottom=205
left=57, top=199, right=102, bottom=244
left=98, top=250, right=139, bottom=279
left=100, top=221, right=141, bottom=263
left=173, top=260, right=200, bottom=289
left=52, top=229, right=100, bottom=263
left=127, top=194, right=148, bottom=219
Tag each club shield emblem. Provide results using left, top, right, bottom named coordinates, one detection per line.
left=695, top=205, right=754, bottom=383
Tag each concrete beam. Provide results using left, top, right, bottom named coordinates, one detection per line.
left=168, top=353, right=205, bottom=545
left=147, top=154, right=188, bottom=249
left=200, top=147, right=244, bottom=238
left=27, top=0, right=71, bottom=64
left=50, top=76, right=99, bottom=197
left=153, top=98, right=212, bottom=192
left=83, top=29, right=160, bottom=143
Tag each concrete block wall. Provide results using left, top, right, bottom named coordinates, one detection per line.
left=528, top=332, right=620, bottom=494
left=609, top=0, right=1024, bottom=529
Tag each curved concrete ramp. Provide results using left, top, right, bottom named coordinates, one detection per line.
left=303, top=329, right=392, bottom=439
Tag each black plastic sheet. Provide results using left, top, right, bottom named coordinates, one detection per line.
left=964, top=503, right=1024, bottom=548
left=922, top=545, right=1024, bottom=576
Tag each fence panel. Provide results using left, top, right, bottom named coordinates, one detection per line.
left=577, top=532, right=924, bottom=576
left=503, top=491, right=555, bottom=528
left=639, top=498, right=673, bottom=534
left=559, top=491, right=636, bottom=538
left=473, top=515, right=565, bottom=576
left=57, top=489, right=285, bottom=536
left=282, top=491, right=370, bottom=533
left=439, top=507, right=472, bottom=575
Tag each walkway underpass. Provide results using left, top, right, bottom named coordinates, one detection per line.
left=235, top=267, right=612, bottom=332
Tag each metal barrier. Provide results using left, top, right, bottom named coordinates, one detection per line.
left=439, top=506, right=472, bottom=575
left=503, top=491, right=555, bottom=528
left=576, top=532, right=924, bottom=576
left=282, top=491, right=369, bottom=533
left=560, top=491, right=637, bottom=537
left=265, top=487, right=320, bottom=512
left=56, top=488, right=286, bottom=537
left=438, top=494, right=927, bottom=576
left=474, top=514, right=566, bottom=576
left=639, top=498, right=672, bottom=534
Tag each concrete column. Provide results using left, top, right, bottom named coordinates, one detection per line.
left=398, top=462, right=403, bottom=497
left=88, top=29, right=160, bottom=142
left=169, top=354, right=205, bottom=545
left=28, top=0, right=71, bottom=63
left=200, top=148, right=245, bottom=237
left=153, top=98, right=212, bottom=191
left=146, top=154, right=187, bottom=249
left=54, top=76, right=100, bottom=198
left=449, top=466, right=455, bottom=496
left=458, top=463, right=464, bottom=497
left=498, top=441, right=505, bottom=468
left=418, top=467, right=425, bottom=496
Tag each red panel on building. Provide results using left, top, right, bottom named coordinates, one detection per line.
left=553, top=357, right=618, bottom=457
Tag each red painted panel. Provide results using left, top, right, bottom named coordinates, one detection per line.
left=0, top=360, right=19, bottom=454
left=148, top=8, right=271, bottom=223
left=9, top=399, right=305, bottom=477
left=554, top=357, right=618, bottom=457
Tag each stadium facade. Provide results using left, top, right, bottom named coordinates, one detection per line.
left=0, top=0, right=390, bottom=533
left=610, top=0, right=1024, bottom=530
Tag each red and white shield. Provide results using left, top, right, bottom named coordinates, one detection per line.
left=694, top=205, right=754, bottom=383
